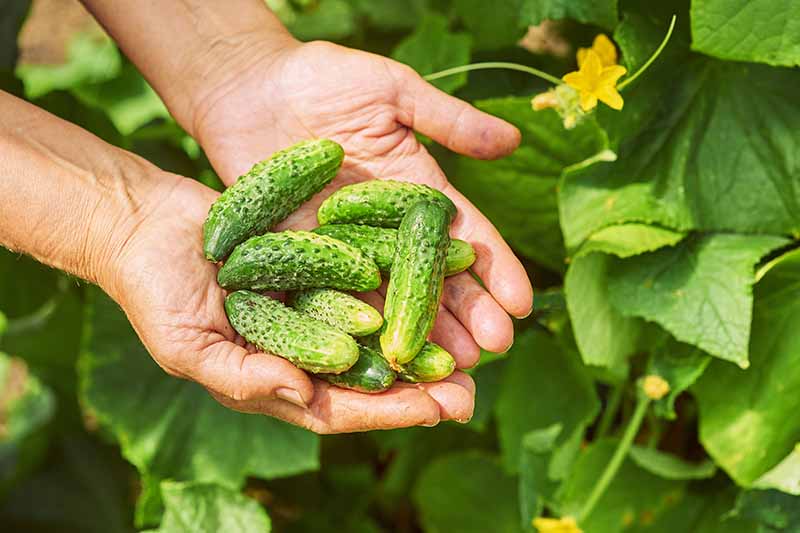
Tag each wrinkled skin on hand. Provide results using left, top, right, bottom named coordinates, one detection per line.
left=114, top=40, right=532, bottom=433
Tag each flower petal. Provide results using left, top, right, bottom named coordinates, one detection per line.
left=583, top=49, right=603, bottom=78
left=592, top=34, right=618, bottom=66
left=596, top=86, right=624, bottom=110
left=576, top=47, right=589, bottom=68
left=599, top=64, right=627, bottom=85
left=563, top=71, right=590, bottom=92
left=579, top=91, right=598, bottom=111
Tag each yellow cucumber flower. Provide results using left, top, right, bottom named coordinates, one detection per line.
left=577, top=34, right=618, bottom=67
left=533, top=516, right=583, bottom=533
left=562, top=49, right=627, bottom=111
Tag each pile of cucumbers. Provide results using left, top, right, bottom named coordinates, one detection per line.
left=203, top=139, right=475, bottom=393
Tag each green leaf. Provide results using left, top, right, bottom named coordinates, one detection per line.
left=79, top=288, right=319, bottom=526
left=519, top=424, right=562, bottom=526
left=453, top=0, right=526, bottom=51
left=694, top=248, right=800, bottom=490
left=560, top=59, right=800, bottom=250
left=0, top=352, right=55, bottom=495
left=608, top=233, right=788, bottom=366
left=0, top=434, right=135, bottom=533
left=495, top=329, right=599, bottom=473
left=392, top=13, right=471, bottom=94
left=16, top=32, right=121, bottom=99
left=146, top=482, right=271, bottom=533
left=349, top=0, right=429, bottom=31
left=732, top=490, right=800, bottom=532
left=466, top=358, right=505, bottom=431
left=576, top=224, right=685, bottom=260
left=691, top=0, right=800, bottom=67
left=413, top=451, right=524, bottom=533
left=521, top=0, right=618, bottom=30
left=629, top=446, right=717, bottom=480
left=452, top=100, right=609, bottom=271
left=286, top=0, right=356, bottom=41
left=647, top=336, right=711, bottom=420
left=0, top=0, right=30, bottom=71
left=72, top=62, right=169, bottom=135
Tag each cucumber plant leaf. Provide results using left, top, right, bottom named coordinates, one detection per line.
left=731, top=489, right=800, bottom=532
left=494, top=329, right=599, bottom=473
left=453, top=0, right=526, bottom=51
left=564, top=224, right=683, bottom=368
left=286, top=0, right=356, bottom=41
left=392, top=12, right=472, bottom=94
left=691, top=0, right=800, bottom=67
left=79, top=288, right=319, bottom=527
left=694, top=248, right=800, bottom=491
left=145, top=482, right=271, bottom=533
left=629, top=446, right=716, bottom=481
left=560, top=59, right=800, bottom=250
left=607, top=233, right=788, bottom=367
left=518, top=424, right=562, bottom=527
left=647, top=336, right=711, bottom=420
left=453, top=100, right=609, bottom=271
left=413, top=451, right=524, bottom=533
left=521, top=0, right=618, bottom=30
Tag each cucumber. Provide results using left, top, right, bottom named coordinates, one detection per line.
left=316, top=344, right=396, bottom=393
left=397, top=342, right=455, bottom=383
left=314, top=225, right=475, bottom=276
left=217, top=231, right=381, bottom=292
left=203, top=139, right=344, bottom=262
left=289, top=289, right=383, bottom=336
left=380, top=202, right=451, bottom=366
left=224, top=291, right=358, bottom=374
left=317, top=180, right=457, bottom=228
left=361, top=334, right=455, bottom=383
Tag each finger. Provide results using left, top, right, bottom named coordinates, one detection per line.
left=185, top=339, right=315, bottom=407
left=442, top=271, right=515, bottom=353
left=443, top=183, right=533, bottom=318
left=429, top=303, right=480, bottom=369
left=418, top=371, right=475, bottom=423
left=216, top=379, right=441, bottom=434
left=395, top=66, right=520, bottom=160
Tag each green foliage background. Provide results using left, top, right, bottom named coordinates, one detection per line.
left=2, top=0, right=800, bottom=531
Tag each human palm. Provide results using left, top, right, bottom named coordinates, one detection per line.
left=118, top=41, right=532, bottom=434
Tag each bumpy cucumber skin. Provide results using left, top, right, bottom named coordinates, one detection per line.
left=289, top=289, right=383, bottom=336
left=314, top=225, right=475, bottom=276
left=316, top=344, right=396, bottom=393
left=316, top=180, right=457, bottom=228
left=380, top=202, right=451, bottom=366
left=217, top=231, right=381, bottom=292
left=361, top=334, right=454, bottom=383
left=225, top=291, right=358, bottom=374
left=203, top=139, right=344, bottom=262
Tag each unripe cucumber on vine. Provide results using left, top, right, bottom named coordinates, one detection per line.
left=380, top=202, right=451, bottom=366
left=316, top=180, right=457, bottom=228
left=288, top=289, right=383, bottom=336
left=313, top=224, right=475, bottom=276
left=217, top=231, right=381, bottom=292
left=224, top=290, right=358, bottom=374
left=361, top=334, right=455, bottom=383
left=316, top=344, right=396, bottom=393
left=203, top=139, right=344, bottom=262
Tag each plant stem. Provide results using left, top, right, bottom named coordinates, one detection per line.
left=618, top=15, right=677, bottom=90
left=424, top=62, right=563, bottom=86
left=595, top=384, right=625, bottom=438
left=579, top=396, right=650, bottom=523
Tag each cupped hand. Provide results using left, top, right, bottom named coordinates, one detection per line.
left=114, top=175, right=475, bottom=433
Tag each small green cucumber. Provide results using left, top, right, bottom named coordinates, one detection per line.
left=288, top=289, right=383, bottom=336
left=314, top=224, right=475, bottom=276
left=217, top=231, right=381, bottom=292
left=361, top=334, right=455, bottom=383
left=380, top=202, right=450, bottom=366
left=203, top=139, right=344, bottom=262
left=316, top=344, right=396, bottom=393
left=224, top=291, right=358, bottom=374
left=316, top=180, right=457, bottom=228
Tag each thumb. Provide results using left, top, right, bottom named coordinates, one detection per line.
left=189, top=341, right=315, bottom=408
left=394, top=65, right=521, bottom=159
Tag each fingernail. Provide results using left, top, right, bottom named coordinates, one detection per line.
left=421, top=420, right=440, bottom=428
left=275, top=387, right=307, bottom=409
left=518, top=306, right=534, bottom=319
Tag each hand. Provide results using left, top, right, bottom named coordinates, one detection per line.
left=192, top=39, right=533, bottom=347
left=113, top=174, right=476, bottom=433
